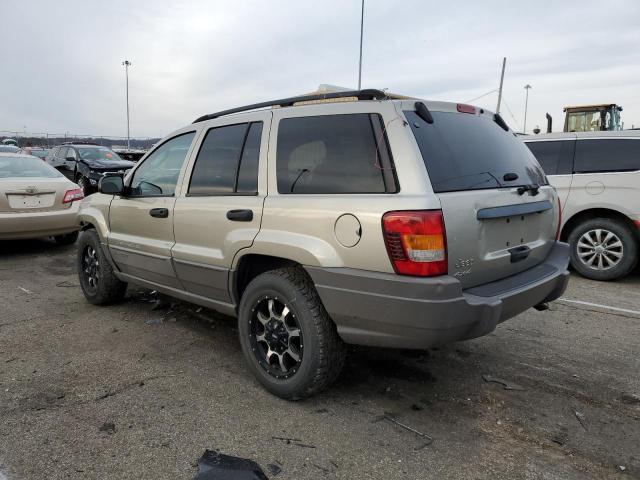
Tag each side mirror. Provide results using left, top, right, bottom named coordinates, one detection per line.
left=66, top=156, right=76, bottom=162
left=99, top=175, right=124, bottom=195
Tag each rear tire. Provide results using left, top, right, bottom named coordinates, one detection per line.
left=238, top=267, right=346, bottom=400
left=54, top=231, right=78, bottom=245
left=77, top=229, right=127, bottom=304
left=567, top=217, right=638, bottom=281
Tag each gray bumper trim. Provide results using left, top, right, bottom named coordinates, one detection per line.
left=306, top=242, right=570, bottom=349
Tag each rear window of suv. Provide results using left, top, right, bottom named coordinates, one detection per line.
left=405, top=110, right=546, bottom=193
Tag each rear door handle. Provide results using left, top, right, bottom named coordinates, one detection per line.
left=226, top=209, right=253, bottom=222
left=149, top=208, right=169, bottom=218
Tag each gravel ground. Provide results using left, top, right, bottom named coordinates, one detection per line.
left=0, top=239, right=639, bottom=479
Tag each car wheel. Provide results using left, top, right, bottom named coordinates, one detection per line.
left=53, top=231, right=79, bottom=245
left=77, top=229, right=127, bottom=304
left=77, top=175, right=92, bottom=196
left=568, top=217, right=638, bottom=281
left=238, top=267, right=346, bottom=400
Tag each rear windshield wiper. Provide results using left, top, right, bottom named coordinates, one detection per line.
left=517, top=183, right=540, bottom=196
left=494, top=113, right=509, bottom=131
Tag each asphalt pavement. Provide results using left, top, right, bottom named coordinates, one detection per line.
left=0, top=239, right=639, bottom=479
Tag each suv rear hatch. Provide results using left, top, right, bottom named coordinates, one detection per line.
left=404, top=104, right=558, bottom=289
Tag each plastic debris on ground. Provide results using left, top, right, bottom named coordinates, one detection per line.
left=193, top=449, right=268, bottom=480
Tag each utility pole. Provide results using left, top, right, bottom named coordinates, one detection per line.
left=523, top=84, right=532, bottom=134
left=496, top=57, right=506, bottom=114
left=123, top=60, right=132, bottom=150
left=357, top=0, right=364, bottom=90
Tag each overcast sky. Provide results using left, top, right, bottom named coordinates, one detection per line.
left=1, top=0, right=639, bottom=139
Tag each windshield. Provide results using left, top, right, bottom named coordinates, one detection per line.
left=405, top=110, right=547, bottom=193
left=77, top=146, right=123, bottom=162
left=0, top=156, right=63, bottom=178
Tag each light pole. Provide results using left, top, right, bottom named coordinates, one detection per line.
left=357, top=0, right=364, bottom=90
left=523, top=84, right=532, bottom=134
left=123, top=60, right=132, bottom=150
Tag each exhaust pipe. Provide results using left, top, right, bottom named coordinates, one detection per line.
left=545, top=113, right=553, bottom=133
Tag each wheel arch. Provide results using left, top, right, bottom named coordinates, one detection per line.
left=230, top=254, right=302, bottom=305
left=561, top=208, right=639, bottom=242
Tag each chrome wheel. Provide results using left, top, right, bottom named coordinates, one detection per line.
left=576, top=228, right=623, bottom=271
left=81, top=245, right=100, bottom=292
left=249, top=297, right=303, bottom=379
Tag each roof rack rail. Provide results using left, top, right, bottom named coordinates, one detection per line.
left=193, top=89, right=389, bottom=123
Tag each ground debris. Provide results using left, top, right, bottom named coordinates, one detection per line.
left=194, top=449, right=267, bottom=480
left=56, top=281, right=78, bottom=288
left=98, top=422, right=116, bottom=434
left=621, top=392, right=640, bottom=405
left=482, top=374, right=525, bottom=391
left=266, top=462, right=282, bottom=476
left=374, top=412, right=434, bottom=449
left=574, top=411, right=588, bottom=430
left=271, top=436, right=316, bottom=449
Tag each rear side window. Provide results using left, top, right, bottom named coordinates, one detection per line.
left=276, top=114, right=395, bottom=194
left=405, top=110, right=547, bottom=193
left=188, top=122, right=262, bottom=196
left=525, top=140, right=574, bottom=175
left=574, top=139, right=640, bottom=173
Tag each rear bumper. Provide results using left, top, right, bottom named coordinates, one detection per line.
left=306, top=242, right=570, bottom=349
left=0, top=203, right=80, bottom=240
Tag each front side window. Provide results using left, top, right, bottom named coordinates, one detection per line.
left=525, top=140, right=574, bottom=175
left=188, top=122, right=263, bottom=196
left=574, top=139, right=640, bottom=173
left=130, top=132, right=195, bottom=196
left=66, top=148, right=77, bottom=160
left=58, top=147, right=68, bottom=159
left=276, top=114, right=391, bottom=194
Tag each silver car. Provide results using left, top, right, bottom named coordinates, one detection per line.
left=0, top=153, right=83, bottom=243
left=525, top=131, right=640, bottom=280
left=76, top=89, right=569, bottom=399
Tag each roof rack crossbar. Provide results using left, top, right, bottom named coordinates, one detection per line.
left=193, top=89, right=389, bottom=123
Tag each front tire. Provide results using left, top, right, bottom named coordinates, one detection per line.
left=238, top=267, right=346, bottom=400
left=77, top=175, right=92, bottom=196
left=568, top=217, right=638, bottom=281
left=77, top=229, right=127, bottom=304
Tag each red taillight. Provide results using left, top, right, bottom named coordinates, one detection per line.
left=456, top=103, right=476, bottom=114
left=382, top=210, right=447, bottom=276
left=634, top=219, right=640, bottom=230
left=555, top=197, right=562, bottom=240
left=63, top=188, right=84, bottom=204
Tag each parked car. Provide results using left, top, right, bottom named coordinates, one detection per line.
left=112, top=147, right=147, bottom=162
left=0, top=145, right=20, bottom=153
left=76, top=89, right=569, bottom=399
left=524, top=131, right=640, bottom=280
left=27, top=147, right=50, bottom=160
left=0, top=152, right=83, bottom=243
left=47, top=143, right=135, bottom=195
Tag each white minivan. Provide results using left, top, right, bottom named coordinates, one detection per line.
left=525, top=131, right=640, bottom=280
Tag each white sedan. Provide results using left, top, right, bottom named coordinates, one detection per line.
left=0, top=152, right=84, bottom=243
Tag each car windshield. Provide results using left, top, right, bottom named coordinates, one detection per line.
left=77, top=147, right=123, bottom=162
left=0, top=156, right=63, bottom=178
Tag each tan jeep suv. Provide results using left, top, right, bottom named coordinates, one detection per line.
left=76, top=89, right=569, bottom=399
